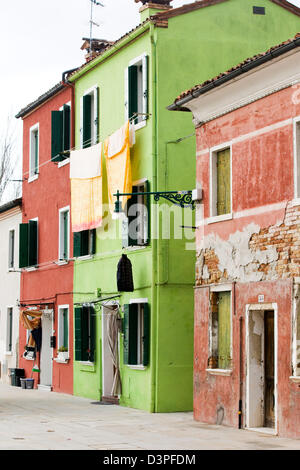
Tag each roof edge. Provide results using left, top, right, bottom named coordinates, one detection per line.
left=0, top=197, right=22, bottom=215
left=15, top=82, right=65, bottom=119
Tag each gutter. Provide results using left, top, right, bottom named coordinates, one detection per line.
left=68, top=21, right=151, bottom=83
left=168, top=37, right=300, bottom=112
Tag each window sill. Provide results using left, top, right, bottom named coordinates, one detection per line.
left=5, top=352, right=12, bottom=356
left=125, top=245, right=149, bottom=252
left=133, top=120, right=147, bottom=132
left=55, top=259, right=69, bottom=266
left=54, top=357, right=69, bottom=364
left=24, top=266, right=38, bottom=272
left=75, top=254, right=94, bottom=261
left=207, top=213, right=233, bottom=225
left=289, top=376, right=300, bottom=384
left=58, top=158, right=70, bottom=168
left=126, top=365, right=146, bottom=370
left=28, top=174, right=39, bottom=183
left=206, top=368, right=232, bottom=376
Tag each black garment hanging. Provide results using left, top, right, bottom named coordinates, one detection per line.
left=31, top=327, right=42, bottom=352
left=117, top=254, right=134, bottom=292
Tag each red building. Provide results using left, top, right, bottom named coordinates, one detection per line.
left=16, top=80, right=74, bottom=394
left=169, top=34, right=300, bottom=439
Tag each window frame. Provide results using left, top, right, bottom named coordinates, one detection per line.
left=51, top=101, right=72, bottom=166
left=207, top=285, right=233, bottom=373
left=58, top=206, right=70, bottom=262
left=73, top=229, right=96, bottom=259
left=57, top=305, right=69, bottom=357
left=74, top=305, right=96, bottom=363
left=8, top=228, right=15, bottom=270
left=125, top=53, right=148, bottom=130
left=293, top=116, right=300, bottom=202
left=209, top=142, right=233, bottom=224
left=6, top=306, right=13, bottom=354
left=123, top=300, right=150, bottom=369
left=122, top=179, right=150, bottom=249
left=19, top=217, right=38, bottom=269
left=29, top=123, right=39, bottom=182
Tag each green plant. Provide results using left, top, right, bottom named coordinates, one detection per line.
left=58, top=346, right=68, bottom=353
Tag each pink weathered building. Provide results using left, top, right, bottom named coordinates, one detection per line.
left=169, top=34, right=300, bottom=439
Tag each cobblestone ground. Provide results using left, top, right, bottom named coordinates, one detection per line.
left=0, top=383, right=299, bottom=451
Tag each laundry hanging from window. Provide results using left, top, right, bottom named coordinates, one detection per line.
left=20, top=310, right=42, bottom=360
left=70, top=142, right=103, bottom=232
left=104, top=121, right=135, bottom=213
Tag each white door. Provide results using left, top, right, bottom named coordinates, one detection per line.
left=39, top=314, right=53, bottom=387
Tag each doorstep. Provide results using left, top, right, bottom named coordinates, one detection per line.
left=101, top=395, right=119, bottom=405
left=37, top=385, right=52, bottom=392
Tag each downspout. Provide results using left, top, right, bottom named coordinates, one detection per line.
left=239, top=314, right=243, bottom=429
left=150, top=21, right=158, bottom=413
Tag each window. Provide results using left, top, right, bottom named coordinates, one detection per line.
left=122, top=181, right=149, bottom=248
left=210, top=146, right=231, bottom=217
left=59, top=207, right=70, bottom=260
left=51, top=103, right=71, bottom=162
left=73, top=229, right=96, bottom=258
left=29, top=123, right=39, bottom=179
left=123, top=302, right=150, bottom=367
left=209, top=291, right=232, bottom=370
left=80, top=87, right=99, bottom=148
left=125, top=54, right=148, bottom=126
left=19, top=219, right=38, bottom=268
left=74, top=305, right=95, bottom=362
left=294, top=119, right=300, bottom=199
left=6, top=307, right=13, bottom=353
left=8, top=229, right=15, bottom=269
left=58, top=306, right=69, bottom=354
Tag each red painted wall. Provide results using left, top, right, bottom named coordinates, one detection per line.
left=19, top=84, right=74, bottom=395
left=194, top=84, right=300, bottom=439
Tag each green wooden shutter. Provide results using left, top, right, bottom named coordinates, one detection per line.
left=74, top=307, right=83, bottom=361
left=28, top=220, right=38, bottom=267
left=217, top=148, right=231, bottom=215
left=51, top=110, right=63, bottom=161
left=89, top=229, right=96, bottom=255
left=128, top=303, right=138, bottom=365
left=123, top=304, right=130, bottom=365
left=63, top=104, right=71, bottom=153
left=83, top=94, right=92, bottom=148
left=63, top=309, right=68, bottom=349
left=93, top=87, right=99, bottom=145
left=73, top=232, right=82, bottom=257
left=142, top=55, right=148, bottom=120
left=89, top=306, right=96, bottom=363
left=144, top=180, right=150, bottom=245
left=128, top=186, right=138, bottom=247
left=128, top=65, right=138, bottom=122
left=34, top=131, right=39, bottom=173
left=63, top=211, right=68, bottom=259
left=81, top=306, right=89, bottom=362
left=81, top=230, right=89, bottom=256
left=218, top=292, right=231, bottom=369
left=143, top=303, right=150, bottom=366
left=19, top=223, right=29, bottom=268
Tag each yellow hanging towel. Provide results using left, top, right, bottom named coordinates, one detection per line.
left=104, top=121, right=134, bottom=213
left=70, top=143, right=103, bottom=232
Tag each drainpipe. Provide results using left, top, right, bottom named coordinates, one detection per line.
left=239, top=315, right=243, bottom=429
left=62, top=68, right=77, bottom=151
left=150, top=22, right=158, bottom=413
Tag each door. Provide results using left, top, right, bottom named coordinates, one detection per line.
left=264, top=311, right=275, bottom=428
left=102, top=306, right=117, bottom=398
left=39, top=314, right=53, bottom=388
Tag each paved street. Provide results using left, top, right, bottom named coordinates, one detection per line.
left=0, top=383, right=299, bottom=451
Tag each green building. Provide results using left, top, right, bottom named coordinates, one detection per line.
left=67, top=0, right=300, bottom=412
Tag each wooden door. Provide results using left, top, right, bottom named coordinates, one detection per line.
left=264, top=311, right=275, bottom=428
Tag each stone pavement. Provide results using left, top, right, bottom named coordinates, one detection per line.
left=0, top=383, right=299, bottom=451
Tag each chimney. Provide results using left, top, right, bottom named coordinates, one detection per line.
left=135, top=0, right=173, bottom=22
left=81, top=38, right=114, bottom=62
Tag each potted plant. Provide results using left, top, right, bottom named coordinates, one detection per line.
left=57, top=346, right=69, bottom=361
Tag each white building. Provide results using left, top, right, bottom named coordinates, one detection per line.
left=0, top=198, right=22, bottom=384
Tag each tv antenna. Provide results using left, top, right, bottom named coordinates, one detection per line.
left=89, top=0, right=105, bottom=53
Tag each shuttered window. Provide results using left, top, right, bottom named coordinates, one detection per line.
left=8, top=229, right=15, bottom=269
left=73, top=229, right=96, bottom=258
left=58, top=306, right=69, bottom=352
left=123, top=303, right=150, bottom=367
left=74, top=306, right=96, bottom=362
left=122, top=181, right=150, bottom=248
left=6, top=307, right=13, bottom=353
left=59, top=208, right=70, bottom=260
left=51, top=104, right=71, bottom=162
left=217, top=148, right=231, bottom=215
left=125, top=55, right=148, bottom=125
left=80, top=87, right=99, bottom=149
left=29, top=124, right=39, bottom=178
left=210, top=291, right=231, bottom=370
left=19, top=219, right=38, bottom=268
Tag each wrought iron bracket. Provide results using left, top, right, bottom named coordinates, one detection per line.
left=114, top=190, right=195, bottom=211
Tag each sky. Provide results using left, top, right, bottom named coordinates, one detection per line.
left=1, top=0, right=300, bottom=198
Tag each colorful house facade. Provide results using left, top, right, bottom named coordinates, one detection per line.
left=168, top=33, right=300, bottom=438
left=66, top=0, right=300, bottom=412
left=0, top=198, right=22, bottom=385
left=16, top=82, right=75, bottom=394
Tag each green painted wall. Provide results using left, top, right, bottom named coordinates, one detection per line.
left=71, top=0, right=300, bottom=411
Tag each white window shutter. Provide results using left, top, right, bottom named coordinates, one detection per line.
left=124, top=67, right=129, bottom=122
left=142, top=55, right=148, bottom=120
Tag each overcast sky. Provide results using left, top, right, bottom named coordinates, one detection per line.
left=1, top=0, right=300, bottom=198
